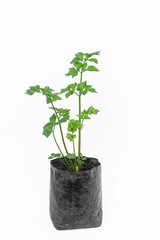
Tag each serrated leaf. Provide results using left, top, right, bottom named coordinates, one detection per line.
left=83, top=115, right=91, bottom=119
left=79, top=106, right=99, bottom=121
left=26, top=89, right=35, bottom=95
left=87, top=106, right=99, bottom=114
left=46, top=93, right=61, bottom=104
left=66, top=133, right=76, bottom=141
left=49, top=114, right=56, bottom=123
left=70, top=57, right=79, bottom=64
left=60, top=86, right=70, bottom=94
left=43, top=129, right=52, bottom=137
left=41, top=86, right=54, bottom=96
left=58, top=114, right=70, bottom=124
left=88, top=58, right=98, bottom=64
left=66, top=153, right=75, bottom=159
left=55, top=108, right=70, bottom=115
left=77, top=82, right=96, bottom=95
left=67, top=119, right=83, bottom=133
left=74, top=62, right=82, bottom=69
left=77, top=156, right=87, bottom=165
left=52, top=94, right=62, bottom=101
left=85, top=51, right=100, bottom=60
left=65, top=91, right=73, bottom=98
left=86, top=65, right=99, bottom=72
left=43, top=122, right=54, bottom=137
left=65, top=67, right=78, bottom=78
left=48, top=153, right=62, bottom=159
left=75, top=52, right=84, bottom=61
left=26, top=85, right=41, bottom=95
left=61, top=83, right=77, bottom=98
left=82, top=84, right=97, bottom=95
left=77, top=81, right=87, bottom=93
left=69, top=83, right=77, bottom=90
left=81, top=62, right=87, bottom=72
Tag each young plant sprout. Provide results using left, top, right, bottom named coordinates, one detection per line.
left=26, top=51, right=100, bottom=172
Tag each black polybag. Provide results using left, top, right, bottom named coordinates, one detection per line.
left=49, top=157, right=102, bottom=230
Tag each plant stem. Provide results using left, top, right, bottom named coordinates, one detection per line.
left=53, top=128, right=72, bottom=172
left=73, top=139, right=78, bottom=172
left=50, top=102, right=68, bottom=155
left=78, top=71, right=83, bottom=158
left=68, top=157, right=75, bottom=172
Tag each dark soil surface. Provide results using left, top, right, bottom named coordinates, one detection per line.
left=51, top=157, right=100, bottom=172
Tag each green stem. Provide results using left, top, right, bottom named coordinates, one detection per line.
left=50, top=102, right=68, bottom=155
left=53, top=128, right=72, bottom=172
left=78, top=71, right=83, bottom=158
left=68, top=157, right=75, bottom=172
left=73, top=140, right=78, bottom=172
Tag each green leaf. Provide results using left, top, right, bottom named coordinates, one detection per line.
left=26, top=85, right=41, bottom=95
left=86, top=65, right=99, bottom=72
left=49, top=114, right=56, bottom=123
left=55, top=108, right=70, bottom=116
left=54, top=108, right=70, bottom=124
left=75, top=52, right=84, bottom=61
left=77, top=156, right=87, bottom=165
left=52, top=94, right=62, bottom=101
left=82, top=84, right=96, bottom=95
left=70, top=57, right=79, bottom=64
left=66, top=133, right=76, bottom=141
left=88, top=58, right=98, bottom=64
left=60, top=86, right=70, bottom=94
left=77, top=81, right=96, bottom=95
left=86, top=106, right=99, bottom=115
left=78, top=106, right=99, bottom=121
left=66, top=153, right=75, bottom=159
left=43, top=122, right=54, bottom=137
left=65, top=67, right=78, bottom=78
left=85, top=51, right=100, bottom=60
left=77, top=81, right=87, bottom=94
left=81, top=62, right=88, bottom=72
left=48, top=153, right=62, bottom=159
left=46, top=97, right=54, bottom=104
left=65, top=91, right=73, bottom=98
left=58, top=114, right=70, bottom=124
left=46, top=93, right=62, bottom=104
left=61, top=83, right=77, bottom=98
left=74, top=62, right=82, bottom=69
left=41, top=86, right=54, bottom=96
left=77, top=113, right=90, bottom=120
left=67, top=119, right=83, bottom=133
left=69, top=83, right=77, bottom=90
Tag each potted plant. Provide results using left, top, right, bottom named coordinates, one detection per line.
left=26, top=51, right=102, bottom=230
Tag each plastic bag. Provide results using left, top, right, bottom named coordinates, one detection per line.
left=49, top=157, right=102, bottom=230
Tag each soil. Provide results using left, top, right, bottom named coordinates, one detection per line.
left=51, top=157, right=100, bottom=172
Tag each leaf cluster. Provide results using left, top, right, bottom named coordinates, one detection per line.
left=26, top=85, right=62, bottom=104
left=65, top=51, right=100, bottom=78
left=66, top=153, right=87, bottom=165
left=77, top=106, right=99, bottom=121
left=60, top=81, right=96, bottom=98
left=43, top=108, right=70, bottom=138
left=66, top=119, right=83, bottom=141
left=26, top=51, right=100, bottom=172
left=77, top=81, right=96, bottom=95
left=60, top=83, right=77, bottom=98
left=48, top=153, right=62, bottom=159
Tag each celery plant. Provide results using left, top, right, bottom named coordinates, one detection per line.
left=26, top=51, right=100, bottom=172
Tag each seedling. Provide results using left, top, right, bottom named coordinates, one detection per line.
left=26, top=51, right=100, bottom=172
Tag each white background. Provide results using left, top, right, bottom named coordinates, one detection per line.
left=0, top=0, right=160, bottom=239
